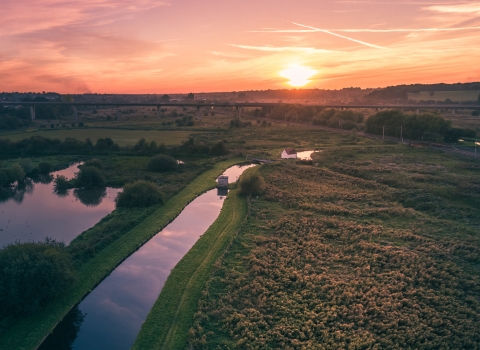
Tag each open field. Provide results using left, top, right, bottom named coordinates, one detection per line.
left=190, top=147, right=480, bottom=349
left=408, top=90, right=480, bottom=102
left=0, top=128, right=201, bottom=146
left=0, top=158, right=242, bottom=350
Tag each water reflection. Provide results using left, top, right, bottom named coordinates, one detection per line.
left=42, top=164, right=255, bottom=350
left=296, top=150, right=320, bottom=160
left=218, top=164, right=256, bottom=183
left=73, top=188, right=108, bottom=207
left=0, top=164, right=120, bottom=247
left=38, top=306, right=85, bottom=350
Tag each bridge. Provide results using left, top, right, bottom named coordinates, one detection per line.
left=2, top=101, right=479, bottom=121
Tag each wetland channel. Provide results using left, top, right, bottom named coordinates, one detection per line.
left=38, top=164, right=255, bottom=350
left=0, top=163, right=120, bottom=247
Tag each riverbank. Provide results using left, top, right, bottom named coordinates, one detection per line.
left=0, top=157, right=243, bottom=350
left=132, top=180, right=250, bottom=349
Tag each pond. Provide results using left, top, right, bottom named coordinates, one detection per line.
left=296, top=150, right=320, bottom=160
left=0, top=163, right=120, bottom=247
left=39, top=164, right=255, bottom=350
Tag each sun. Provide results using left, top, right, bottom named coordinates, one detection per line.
left=280, top=65, right=316, bottom=87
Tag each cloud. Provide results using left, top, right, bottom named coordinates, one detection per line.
left=229, top=44, right=335, bottom=54
left=425, top=4, right=480, bottom=14
left=1, top=0, right=170, bottom=36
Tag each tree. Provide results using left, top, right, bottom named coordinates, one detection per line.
left=115, top=180, right=164, bottom=208
left=0, top=239, right=75, bottom=320
left=75, top=166, right=106, bottom=188
left=478, top=93, right=480, bottom=104
left=148, top=154, right=178, bottom=172
left=186, top=93, right=195, bottom=100
left=239, top=171, right=265, bottom=197
left=161, top=94, right=170, bottom=102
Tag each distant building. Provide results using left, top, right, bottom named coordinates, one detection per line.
left=281, top=148, right=297, bottom=159
left=217, top=175, right=229, bottom=188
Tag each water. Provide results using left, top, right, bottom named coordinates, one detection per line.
left=0, top=164, right=120, bottom=247
left=219, top=163, right=256, bottom=183
left=296, top=150, right=319, bottom=160
left=40, top=164, right=254, bottom=350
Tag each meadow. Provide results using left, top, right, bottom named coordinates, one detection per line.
left=190, top=147, right=480, bottom=349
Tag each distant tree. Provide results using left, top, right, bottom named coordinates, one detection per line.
left=239, top=171, right=265, bottom=197
left=210, top=141, right=228, bottom=156
left=115, top=180, right=164, bottom=208
left=0, top=239, right=75, bottom=320
left=161, top=94, right=170, bottom=102
left=148, top=154, right=178, bottom=172
left=186, top=93, right=195, bottom=100
left=478, top=93, right=480, bottom=104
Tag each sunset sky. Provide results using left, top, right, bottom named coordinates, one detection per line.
left=2, top=0, right=480, bottom=93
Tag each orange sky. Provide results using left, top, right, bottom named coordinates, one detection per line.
left=1, top=0, right=480, bottom=93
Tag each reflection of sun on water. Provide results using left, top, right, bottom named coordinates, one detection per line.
left=280, top=65, right=316, bottom=87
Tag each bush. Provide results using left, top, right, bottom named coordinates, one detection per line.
left=0, top=239, right=75, bottom=320
left=210, top=141, right=228, bottom=156
left=239, top=171, right=265, bottom=196
left=84, top=158, right=104, bottom=170
left=18, top=158, right=34, bottom=174
left=75, top=166, right=106, bottom=188
left=148, top=154, right=177, bottom=172
left=38, top=162, right=53, bottom=174
left=472, top=110, right=480, bottom=117
left=116, top=180, right=164, bottom=208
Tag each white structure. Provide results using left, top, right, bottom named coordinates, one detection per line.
left=217, top=175, right=229, bottom=188
left=281, top=148, right=297, bottom=159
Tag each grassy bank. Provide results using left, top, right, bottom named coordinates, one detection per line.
left=132, top=178, right=251, bottom=350
left=0, top=158, right=242, bottom=350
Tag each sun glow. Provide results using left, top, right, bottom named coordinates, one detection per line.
left=280, top=65, right=316, bottom=87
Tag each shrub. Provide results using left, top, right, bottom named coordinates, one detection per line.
left=84, top=158, right=104, bottom=170
left=38, top=162, right=53, bottom=174
left=148, top=154, right=177, bottom=172
left=75, top=166, right=106, bottom=188
left=472, top=110, right=480, bottom=117
left=210, top=141, right=228, bottom=156
left=18, top=158, right=34, bottom=174
left=0, top=239, right=75, bottom=320
left=115, top=180, right=164, bottom=208
left=239, top=171, right=265, bottom=196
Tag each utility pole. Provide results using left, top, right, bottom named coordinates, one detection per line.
left=401, top=125, right=403, bottom=142
left=383, top=126, right=385, bottom=140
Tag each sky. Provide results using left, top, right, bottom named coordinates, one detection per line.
left=1, top=0, right=480, bottom=93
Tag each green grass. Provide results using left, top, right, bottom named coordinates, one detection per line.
left=0, top=158, right=242, bottom=350
left=408, top=90, right=480, bottom=102
left=132, top=180, right=250, bottom=350
left=0, top=128, right=200, bottom=146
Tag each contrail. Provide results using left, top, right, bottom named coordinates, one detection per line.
left=291, top=22, right=387, bottom=49
left=250, top=26, right=480, bottom=34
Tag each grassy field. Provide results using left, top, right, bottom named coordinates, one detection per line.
left=0, top=158, right=242, bottom=350
left=408, top=90, right=480, bottom=102
left=0, top=128, right=200, bottom=146
left=190, top=147, right=480, bottom=349
left=132, top=179, right=250, bottom=350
